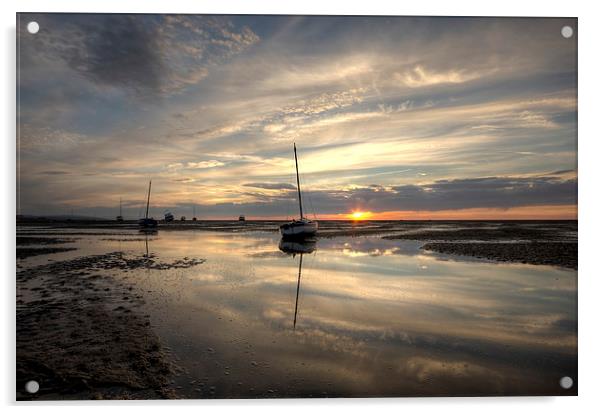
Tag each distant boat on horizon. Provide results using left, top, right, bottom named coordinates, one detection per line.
left=239, top=215, right=246, bottom=221
left=164, top=210, right=174, bottom=222
left=280, top=143, right=318, bottom=238
left=138, top=180, right=158, bottom=228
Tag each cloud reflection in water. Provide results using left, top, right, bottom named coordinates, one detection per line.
left=109, top=230, right=576, bottom=397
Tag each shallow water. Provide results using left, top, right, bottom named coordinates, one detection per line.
left=18, top=227, right=577, bottom=397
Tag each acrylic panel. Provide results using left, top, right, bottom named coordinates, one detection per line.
left=16, top=14, right=577, bottom=400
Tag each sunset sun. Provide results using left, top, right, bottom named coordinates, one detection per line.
left=349, top=211, right=372, bottom=221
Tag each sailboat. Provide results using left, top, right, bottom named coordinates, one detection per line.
left=280, top=143, right=318, bottom=238
left=116, top=197, right=124, bottom=222
left=138, top=180, right=158, bottom=228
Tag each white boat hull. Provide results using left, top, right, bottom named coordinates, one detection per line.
left=280, top=220, right=318, bottom=238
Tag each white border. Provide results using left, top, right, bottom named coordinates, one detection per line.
left=3, top=1, right=602, bottom=413
left=2, top=0, right=586, bottom=16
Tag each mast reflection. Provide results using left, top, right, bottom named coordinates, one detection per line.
left=279, top=238, right=316, bottom=330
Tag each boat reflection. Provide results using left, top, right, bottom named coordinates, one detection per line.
left=144, top=232, right=150, bottom=258
left=140, top=228, right=157, bottom=263
left=278, top=238, right=316, bottom=255
left=279, top=238, right=316, bottom=330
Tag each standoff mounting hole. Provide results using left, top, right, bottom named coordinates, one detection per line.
left=27, top=21, right=40, bottom=34
left=561, top=26, right=573, bottom=39
left=25, top=380, right=39, bottom=394
left=559, top=376, right=573, bottom=389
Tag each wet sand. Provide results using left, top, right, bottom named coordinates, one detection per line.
left=383, top=221, right=577, bottom=269
left=16, top=251, right=204, bottom=400
left=17, top=236, right=78, bottom=259
left=17, top=247, right=77, bottom=259
left=422, top=242, right=577, bottom=269
left=17, top=236, right=77, bottom=245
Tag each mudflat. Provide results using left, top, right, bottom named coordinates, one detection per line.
left=16, top=251, right=204, bottom=400
left=16, top=219, right=577, bottom=399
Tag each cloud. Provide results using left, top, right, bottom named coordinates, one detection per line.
left=311, top=173, right=575, bottom=213
left=280, top=89, right=366, bottom=116
left=149, top=172, right=576, bottom=218
left=186, top=160, right=225, bottom=169
left=38, top=170, right=70, bottom=175
left=167, top=163, right=183, bottom=170
left=397, top=65, right=484, bottom=88
left=16, top=15, right=577, bottom=218
left=18, top=125, right=90, bottom=150
left=243, top=182, right=296, bottom=190
left=19, top=14, right=260, bottom=97
left=547, top=169, right=574, bottom=176
left=400, top=175, right=577, bottom=210
left=67, top=16, right=164, bottom=96
left=165, top=160, right=225, bottom=172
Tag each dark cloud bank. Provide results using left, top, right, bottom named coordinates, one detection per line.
left=161, top=173, right=577, bottom=218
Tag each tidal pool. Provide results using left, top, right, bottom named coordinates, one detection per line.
left=17, top=228, right=577, bottom=397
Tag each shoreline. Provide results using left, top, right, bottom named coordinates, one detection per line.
left=17, top=220, right=578, bottom=269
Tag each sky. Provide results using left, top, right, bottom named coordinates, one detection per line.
left=17, top=14, right=577, bottom=220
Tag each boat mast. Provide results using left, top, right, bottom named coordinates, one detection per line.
left=119, top=197, right=122, bottom=216
left=294, top=143, right=304, bottom=219
left=145, top=180, right=152, bottom=219
left=293, top=253, right=303, bottom=329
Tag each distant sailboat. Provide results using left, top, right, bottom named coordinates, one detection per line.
left=138, top=180, right=158, bottom=228
left=280, top=143, right=318, bottom=238
left=116, top=197, right=124, bottom=222
left=192, top=205, right=197, bottom=221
